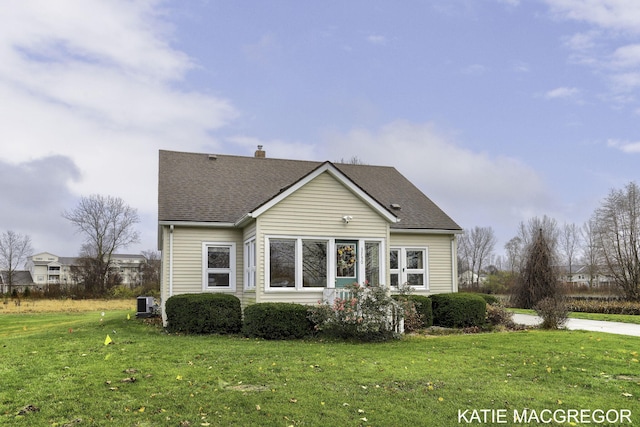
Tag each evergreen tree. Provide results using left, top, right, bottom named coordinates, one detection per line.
left=511, top=229, right=562, bottom=309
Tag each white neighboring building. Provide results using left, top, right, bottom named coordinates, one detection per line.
left=557, top=264, right=614, bottom=288
left=26, top=252, right=146, bottom=288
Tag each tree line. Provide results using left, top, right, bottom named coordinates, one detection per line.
left=458, top=181, right=640, bottom=301
left=1, top=194, right=159, bottom=298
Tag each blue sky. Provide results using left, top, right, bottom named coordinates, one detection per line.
left=1, top=0, right=639, bottom=261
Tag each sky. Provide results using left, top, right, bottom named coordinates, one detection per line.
left=1, top=0, right=639, bottom=263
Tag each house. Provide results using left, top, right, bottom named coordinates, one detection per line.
left=26, top=252, right=147, bottom=288
left=158, top=148, right=462, bottom=323
left=557, top=264, right=614, bottom=288
left=0, top=270, right=34, bottom=294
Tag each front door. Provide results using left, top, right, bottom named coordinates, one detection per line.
left=336, top=240, right=358, bottom=288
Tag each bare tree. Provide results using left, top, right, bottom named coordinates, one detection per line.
left=140, top=249, right=161, bottom=294
left=504, top=236, right=523, bottom=274
left=592, top=181, right=640, bottom=301
left=336, top=156, right=367, bottom=165
left=517, top=215, right=560, bottom=257
left=559, top=222, right=581, bottom=284
left=63, top=195, right=140, bottom=296
left=458, top=226, right=497, bottom=288
left=580, top=219, right=600, bottom=288
left=0, top=230, right=33, bottom=296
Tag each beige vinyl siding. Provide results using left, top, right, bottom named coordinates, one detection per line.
left=256, top=171, right=390, bottom=304
left=164, top=226, right=244, bottom=298
left=160, top=225, right=170, bottom=301
left=240, top=221, right=257, bottom=306
left=390, top=232, right=456, bottom=296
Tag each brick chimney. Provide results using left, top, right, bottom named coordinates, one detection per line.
left=254, top=145, right=266, bottom=158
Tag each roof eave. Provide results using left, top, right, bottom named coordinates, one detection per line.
left=159, top=220, right=238, bottom=228
left=391, top=228, right=463, bottom=235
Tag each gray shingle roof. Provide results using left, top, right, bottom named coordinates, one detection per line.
left=158, top=150, right=461, bottom=231
left=0, top=271, right=33, bottom=285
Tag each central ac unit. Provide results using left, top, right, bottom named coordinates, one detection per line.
left=136, top=296, right=155, bottom=317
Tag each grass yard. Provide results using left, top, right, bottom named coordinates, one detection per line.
left=1, top=307, right=639, bottom=426
left=0, top=298, right=135, bottom=314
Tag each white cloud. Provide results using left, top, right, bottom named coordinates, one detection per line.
left=0, top=0, right=238, bottom=253
left=366, top=35, right=387, bottom=45
left=610, top=72, right=640, bottom=92
left=544, top=86, right=581, bottom=99
left=322, top=121, right=554, bottom=242
left=546, top=0, right=640, bottom=110
left=607, top=138, right=640, bottom=153
left=511, top=61, right=530, bottom=73
left=546, top=0, right=640, bottom=34
left=461, top=64, right=488, bottom=75
left=243, top=33, right=281, bottom=64
left=610, top=43, right=640, bottom=68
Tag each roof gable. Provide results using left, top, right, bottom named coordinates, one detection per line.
left=158, top=150, right=461, bottom=231
left=248, top=162, right=398, bottom=223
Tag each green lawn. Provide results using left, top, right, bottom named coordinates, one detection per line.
left=1, top=310, right=639, bottom=426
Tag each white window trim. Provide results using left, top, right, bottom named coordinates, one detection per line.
left=202, top=242, right=236, bottom=292
left=265, top=235, right=385, bottom=291
left=244, top=238, right=256, bottom=291
left=390, top=246, right=429, bottom=290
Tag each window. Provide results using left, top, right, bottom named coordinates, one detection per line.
left=365, top=241, right=380, bottom=285
left=390, top=249, right=399, bottom=287
left=244, top=239, right=256, bottom=291
left=303, top=240, right=327, bottom=287
left=266, top=237, right=383, bottom=290
left=203, top=243, right=236, bottom=291
left=268, top=238, right=328, bottom=289
left=269, top=239, right=296, bottom=287
left=390, top=247, right=428, bottom=289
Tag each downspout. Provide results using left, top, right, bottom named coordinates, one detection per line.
left=169, top=225, right=174, bottom=297
left=451, top=236, right=458, bottom=293
left=161, top=224, right=175, bottom=327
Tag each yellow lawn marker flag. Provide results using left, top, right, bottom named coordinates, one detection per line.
left=127, top=313, right=131, bottom=320
left=104, top=334, right=113, bottom=346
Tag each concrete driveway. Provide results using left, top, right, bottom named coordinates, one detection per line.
left=512, top=313, right=640, bottom=337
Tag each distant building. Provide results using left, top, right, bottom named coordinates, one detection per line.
left=26, top=252, right=146, bottom=288
left=0, top=270, right=34, bottom=294
left=557, top=264, right=614, bottom=288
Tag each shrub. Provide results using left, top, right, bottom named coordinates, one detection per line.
left=485, top=303, right=514, bottom=327
left=534, top=297, right=568, bottom=330
left=477, top=293, right=500, bottom=305
left=165, top=293, right=242, bottom=334
left=410, top=295, right=433, bottom=328
left=430, top=293, right=486, bottom=328
left=393, top=287, right=433, bottom=331
left=567, top=298, right=640, bottom=315
left=243, top=303, right=313, bottom=339
left=309, top=283, right=402, bottom=341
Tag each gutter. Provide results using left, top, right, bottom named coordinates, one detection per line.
left=390, top=228, right=463, bottom=235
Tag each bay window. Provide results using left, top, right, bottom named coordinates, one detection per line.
left=266, top=237, right=383, bottom=290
